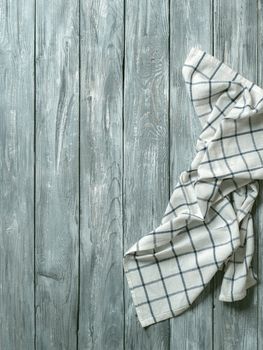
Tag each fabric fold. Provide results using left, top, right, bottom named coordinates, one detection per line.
left=123, top=47, right=263, bottom=328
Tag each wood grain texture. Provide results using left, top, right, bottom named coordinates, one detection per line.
left=123, top=0, right=170, bottom=348
left=169, top=1, right=213, bottom=349
left=35, top=1, right=79, bottom=349
left=256, top=1, right=263, bottom=348
left=78, top=0, right=124, bottom=349
left=0, top=1, right=262, bottom=349
left=0, top=0, right=35, bottom=349
left=213, top=1, right=258, bottom=350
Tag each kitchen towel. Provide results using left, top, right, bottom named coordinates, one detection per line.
left=123, top=47, right=263, bottom=328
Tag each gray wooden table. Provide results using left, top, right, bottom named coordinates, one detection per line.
left=1, top=0, right=262, bottom=349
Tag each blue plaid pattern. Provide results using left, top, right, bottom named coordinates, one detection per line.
left=123, top=47, right=263, bottom=328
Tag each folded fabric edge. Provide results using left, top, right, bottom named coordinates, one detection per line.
left=123, top=254, right=258, bottom=327
left=219, top=277, right=257, bottom=302
left=185, top=46, right=263, bottom=97
left=123, top=256, right=191, bottom=328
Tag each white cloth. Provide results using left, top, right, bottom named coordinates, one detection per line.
left=123, top=47, right=263, bottom=328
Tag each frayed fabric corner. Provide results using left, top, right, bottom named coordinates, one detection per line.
left=123, top=47, right=263, bottom=328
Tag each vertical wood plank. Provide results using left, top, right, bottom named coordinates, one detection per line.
left=35, top=1, right=79, bottom=349
left=0, top=0, right=35, bottom=348
left=257, top=1, right=263, bottom=349
left=169, top=1, right=213, bottom=349
left=213, top=1, right=258, bottom=349
left=123, top=0, right=170, bottom=348
left=78, top=0, right=124, bottom=349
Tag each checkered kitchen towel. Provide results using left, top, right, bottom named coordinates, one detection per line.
left=123, top=47, right=263, bottom=328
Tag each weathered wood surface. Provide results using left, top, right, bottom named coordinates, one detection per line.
left=123, top=0, right=170, bottom=348
left=35, top=0, right=79, bottom=349
left=258, top=2, right=263, bottom=349
left=169, top=1, right=213, bottom=349
left=78, top=0, right=124, bottom=349
left=0, top=0, right=35, bottom=349
left=0, top=0, right=262, bottom=349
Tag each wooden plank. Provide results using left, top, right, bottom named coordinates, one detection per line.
left=35, top=1, right=79, bottom=349
left=0, top=0, right=35, bottom=349
left=123, top=0, right=170, bottom=348
left=169, top=1, right=213, bottom=349
left=78, top=0, right=124, bottom=349
left=257, top=1, right=263, bottom=349
left=213, top=1, right=258, bottom=349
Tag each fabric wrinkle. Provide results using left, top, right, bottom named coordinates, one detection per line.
left=123, top=47, right=263, bottom=328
